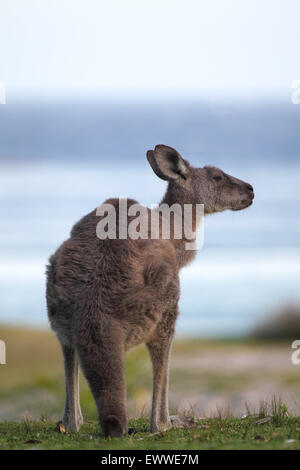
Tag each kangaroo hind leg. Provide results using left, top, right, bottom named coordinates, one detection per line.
left=76, top=319, right=127, bottom=438
left=61, top=343, right=83, bottom=432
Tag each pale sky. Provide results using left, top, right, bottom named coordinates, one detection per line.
left=0, top=0, right=299, bottom=99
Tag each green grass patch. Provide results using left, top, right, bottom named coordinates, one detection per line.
left=0, top=416, right=300, bottom=450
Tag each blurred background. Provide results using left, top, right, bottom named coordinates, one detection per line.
left=0, top=0, right=300, bottom=421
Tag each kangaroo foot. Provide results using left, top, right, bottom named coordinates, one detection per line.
left=62, top=412, right=83, bottom=432
left=149, top=415, right=194, bottom=433
left=103, top=415, right=127, bottom=438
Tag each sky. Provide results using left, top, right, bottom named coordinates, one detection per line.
left=0, top=1, right=300, bottom=333
left=0, top=0, right=300, bottom=100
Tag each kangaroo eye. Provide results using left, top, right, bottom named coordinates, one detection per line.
left=213, top=175, right=222, bottom=182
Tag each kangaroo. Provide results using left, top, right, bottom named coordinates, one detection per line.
left=46, top=144, right=254, bottom=437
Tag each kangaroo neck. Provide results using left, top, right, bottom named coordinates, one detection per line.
left=159, top=182, right=201, bottom=268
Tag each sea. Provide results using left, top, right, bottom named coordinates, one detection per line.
left=0, top=99, right=299, bottom=336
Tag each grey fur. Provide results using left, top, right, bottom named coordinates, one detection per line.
left=46, top=145, right=254, bottom=436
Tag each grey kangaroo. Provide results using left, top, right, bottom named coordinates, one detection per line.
left=46, top=145, right=254, bottom=437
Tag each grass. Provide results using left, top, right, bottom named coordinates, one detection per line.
left=1, top=414, right=300, bottom=450
left=1, top=326, right=300, bottom=449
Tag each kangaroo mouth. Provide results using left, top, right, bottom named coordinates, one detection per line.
left=231, top=198, right=254, bottom=211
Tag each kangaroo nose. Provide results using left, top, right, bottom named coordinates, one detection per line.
left=246, top=184, right=253, bottom=192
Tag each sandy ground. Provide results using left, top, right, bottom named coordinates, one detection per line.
left=130, top=343, right=300, bottom=418
left=0, top=330, right=299, bottom=421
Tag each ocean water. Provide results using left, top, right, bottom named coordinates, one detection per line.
left=0, top=101, right=300, bottom=336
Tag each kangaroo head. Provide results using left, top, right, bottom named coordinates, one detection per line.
left=147, top=144, right=254, bottom=214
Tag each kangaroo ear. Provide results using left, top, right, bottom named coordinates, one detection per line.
left=146, top=145, right=189, bottom=181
